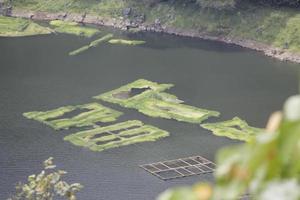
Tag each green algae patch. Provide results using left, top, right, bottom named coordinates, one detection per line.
left=69, top=45, right=90, bottom=56
left=201, top=117, right=263, bottom=142
left=89, top=33, right=113, bottom=47
left=94, top=79, right=220, bottom=124
left=69, top=34, right=114, bottom=56
left=0, top=16, right=52, bottom=37
left=49, top=20, right=99, bottom=37
left=64, top=120, right=169, bottom=152
left=23, top=102, right=123, bottom=130
left=136, top=98, right=218, bottom=123
left=108, top=39, right=146, bottom=45
left=94, top=79, right=174, bottom=106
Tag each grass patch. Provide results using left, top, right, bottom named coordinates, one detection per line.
left=23, top=102, right=123, bottom=130
left=94, top=79, right=220, bottom=124
left=201, top=117, right=263, bottom=142
left=49, top=20, right=100, bottom=37
left=273, top=14, right=300, bottom=52
left=0, top=16, right=52, bottom=37
left=64, top=120, right=169, bottom=152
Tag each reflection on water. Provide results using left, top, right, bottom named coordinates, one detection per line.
left=0, top=30, right=299, bottom=200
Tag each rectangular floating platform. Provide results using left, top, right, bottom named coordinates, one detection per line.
left=94, top=79, right=220, bottom=124
left=64, top=120, right=169, bottom=152
left=140, top=155, right=215, bottom=180
left=23, top=102, right=123, bottom=130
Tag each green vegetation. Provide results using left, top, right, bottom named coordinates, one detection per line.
left=108, top=39, right=146, bottom=45
left=69, top=33, right=113, bottom=56
left=23, top=102, right=123, bottom=130
left=0, top=16, right=52, bottom=37
left=64, top=120, right=169, bottom=152
left=12, top=0, right=125, bottom=17
left=8, top=157, right=83, bottom=200
left=201, top=117, right=263, bottom=142
left=49, top=20, right=99, bottom=37
left=94, top=79, right=220, bottom=124
left=158, top=95, right=300, bottom=200
left=139, top=1, right=300, bottom=52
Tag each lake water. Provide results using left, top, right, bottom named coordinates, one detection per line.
left=0, top=29, right=299, bottom=200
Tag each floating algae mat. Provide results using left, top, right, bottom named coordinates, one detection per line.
left=0, top=16, right=52, bottom=37
left=69, top=34, right=114, bottom=56
left=94, top=79, right=220, bottom=123
left=69, top=45, right=90, bottom=56
left=108, top=39, right=146, bottom=45
left=49, top=20, right=99, bottom=37
left=64, top=120, right=169, bottom=152
left=201, top=117, right=263, bottom=142
left=23, top=103, right=123, bottom=130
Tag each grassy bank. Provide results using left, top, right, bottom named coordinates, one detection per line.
left=0, top=15, right=52, bottom=36
left=11, top=0, right=300, bottom=53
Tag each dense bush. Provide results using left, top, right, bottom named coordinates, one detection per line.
left=8, top=157, right=83, bottom=200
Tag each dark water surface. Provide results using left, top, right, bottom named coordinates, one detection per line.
left=0, top=30, right=299, bottom=200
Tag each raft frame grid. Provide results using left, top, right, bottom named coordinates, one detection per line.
left=140, top=155, right=215, bottom=180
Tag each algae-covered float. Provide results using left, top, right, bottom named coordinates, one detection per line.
left=108, top=39, right=146, bottom=45
left=49, top=20, right=100, bottom=37
left=0, top=16, right=52, bottom=37
left=201, top=117, right=263, bottom=142
left=69, top=33, right=114, bottom=56
left=23, top=102, right=123, bottom=130
left=64, top=120, right=169, bottom=152
left=94, top=79, right=220, bottom=123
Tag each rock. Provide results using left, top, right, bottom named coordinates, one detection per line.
left=122, top=7, right=131, bottom=16
left=65, top=13, right=85, bottom=23
left=154, top=18, right=161, bottom=25
left=83, top=15, right=101, bottom=25
left=271, top=49, right=277, bottom=55
left=133, top=14, right=145, bottom=24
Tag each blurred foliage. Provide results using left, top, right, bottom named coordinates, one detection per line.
left=7, top=157, right=83, bottom=200
left=158, top=95, right=300, bottom=200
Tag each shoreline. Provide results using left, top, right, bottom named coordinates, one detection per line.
left=7, top=9, right=300, bottom=64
